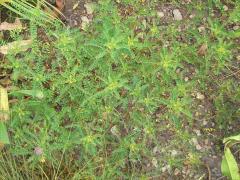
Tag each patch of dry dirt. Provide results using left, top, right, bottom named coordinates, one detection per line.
left=61, top=0, right=95, bottom=28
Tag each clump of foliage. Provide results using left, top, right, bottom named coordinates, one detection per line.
left=0, top=0, right=239, bottom=179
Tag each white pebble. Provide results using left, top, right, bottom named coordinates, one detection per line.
left=196, top=92, right=205, bottom=100
left=81, top=16, right=90, bottom=29
left=173, top=9, right=183, bottom=21
left=198, top=26, right=205, bottom=33
left=223, top=5, right=228, bottom=11
left=171, top=150, right=178, bottom=156
left=174, top=168, right=181, bottom=176
left=157, top=11, right=164, bottom=18
left=189, top=14, right=195, bottom=19
left=196, top=144, right=202, bottom=150
left=194, top=129, right=201, bottom=136
left=233, top=25, right=239, bottom=31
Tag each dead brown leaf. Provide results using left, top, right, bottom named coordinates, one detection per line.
left=56, top=0, right=65, bottom=11
left=0, top=39, right=32, bottom=55
left=0, top=18, right=23, bottom=31
left=0, top=77, right=12, bottom=86
left=197, top=44, right=208, bottom=56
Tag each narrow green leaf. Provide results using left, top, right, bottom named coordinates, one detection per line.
left=0, top=122, right=10, bottom=144
left=14, top=90, right=44, bottom=99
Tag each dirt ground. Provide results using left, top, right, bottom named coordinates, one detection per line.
left=61, top=0, right=95, bottom=28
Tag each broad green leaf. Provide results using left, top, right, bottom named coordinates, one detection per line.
left=0, top=0, right=11, bottom=4
left=221, top=156, right=231, bottom=178
left=224, top=148, right=240, bottom=180
left=0, top=86, right=10, bottom=121
left=223, top=134, right=240, bottom=144
left=14, top=90, right=44, bottom=99
left=0, top=122, right=10, bottom=144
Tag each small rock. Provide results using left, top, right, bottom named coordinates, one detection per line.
left=189, top=14, right=195, bottom=19
left=162, top=165, right=171, bottom=173
left=184, top=77, right=189, bottom=82
left=34, top=147, right=43, bottom=156
left=173, top=9, right=183, bottom=21
left=198, top=26, right=205, bottom=33
left=233, top=25, right=239, bottom=31
left=237, top=55, right=240, bottom=61
left=157, top=11, right=164, bottom=18
left=176, top=68, right=181, bottom=74
left=223, top=5, right=228, bottom=11
left=163, top=40, right=170, bottom=47
left=81, top=16, right=90, bottom=30
left=110, top=125, right=120, bottom=137
left=195, top=111, right=199, bottom=117
left=174, top=168, right=181, bottom=176
left=196, top=144, right=202, bottom=150
left=171, top=150, right=178, bottom=157
left=192, top=138, right=202, bottom=150
left=194, top=129, right=201, bottom=136
left=196, top=92, right=205, bottom=100
left=203, top=120, right=208, bottom=126
left=162, top=166, right=167, bottom=172
left=153, top=146, right=160, bottom=154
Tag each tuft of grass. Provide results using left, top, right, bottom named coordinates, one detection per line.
left=0, top=0, right=63, bottom=25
